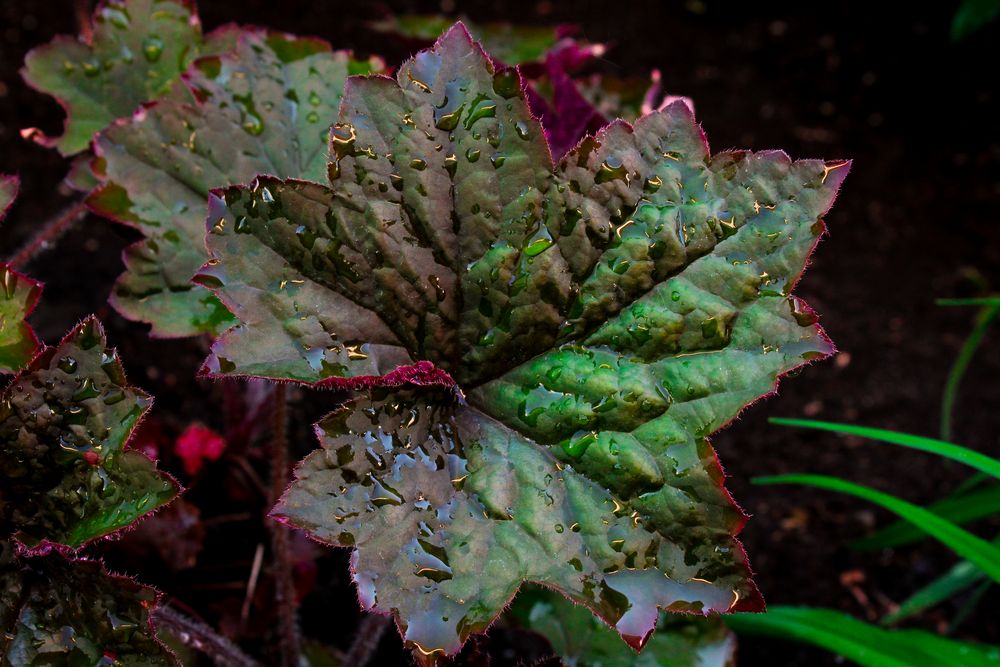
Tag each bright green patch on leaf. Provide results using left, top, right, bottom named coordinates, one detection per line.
left=206, top=23, right=848, bottom=656
left=512, top=588, right=736, bottom=666
left=0, top=176, right=43, bottom=374
left=0, top=317, right=177, bottom=548
left=89, top=31, right=383, bottom=338
left=0, top=545, right=175, bottom=665
left=20, top=0, right=223, bottom=156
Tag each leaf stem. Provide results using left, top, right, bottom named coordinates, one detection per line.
left=7, top=199, right=89, bottom=270
left=345, top=615, right=390, bottom=667
left=269, top=383, right=302, bottom=667
left=153, top=605, right=263, bottom=667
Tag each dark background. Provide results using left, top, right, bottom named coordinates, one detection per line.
left=1, top=0, right=999, bottom=665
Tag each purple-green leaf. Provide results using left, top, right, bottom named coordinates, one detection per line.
left=204, top=23, right=847, bottom=658
left=88, top=30, right=383, bottom=337
left=0, top=176, right=43, bottom=375
left=0, top=317, right=178, bottom=549
left=20, top=0, right=221, bottom=156
left=0, top=545, right=176, bottom=665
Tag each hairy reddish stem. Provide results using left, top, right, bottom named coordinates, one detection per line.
left=269, top=383, right=302, bottom=667
left=345, top=615, right=390, bottom=667
left=154, top=605, right=262, bottom=667
left=7, top=199, right=88, bottom=270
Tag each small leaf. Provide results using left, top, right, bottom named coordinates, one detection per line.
left=512, top=588, right=736, bottom=666
left=21, top=0, right=209, bottom=156
left=0, top=316, right=178, bottom=549
left=89, top=30, right=383, bottom=337
left=0, top=176, right=43, bottom=374
left=210, top=23, right=848, bottom=657
left=726, top=606, right=1000, bottom=667
left=952, top=0, right=1000, bottom=41
left=0, top=546, right=176, bottom=665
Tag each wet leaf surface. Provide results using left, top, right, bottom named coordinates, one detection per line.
left=512, top=587, right=736, bottom=667
left=0, top=544, right=175, bottom=666
left=20, top=0, right=220, bottom=156
left=203, top=22, right=847, bottom=659
left=0, top=317, right=177, bottom=549
left=0, top=176, right=42, bottom=374
left=89, top=29, right=383, bottom=337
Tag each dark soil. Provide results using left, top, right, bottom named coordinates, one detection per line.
left=2, top=0, right=999, bottom=665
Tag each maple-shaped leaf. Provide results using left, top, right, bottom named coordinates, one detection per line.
left=0, top=545, right=176, bottom=665
left=0, top=176, right=43, bottom=374
left=0, top=317, right=178, bottom=549
left=87, top=30, right=384, bottom=338
left=512, top=588, right=736, bottom=667
left=20, top=0, right=240, bottom=156
left=202, top=23, right=848, bottom=658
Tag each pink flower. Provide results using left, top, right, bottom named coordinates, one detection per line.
left=175, top=424, right=226, bottom=476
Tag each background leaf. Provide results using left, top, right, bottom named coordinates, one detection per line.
left=89, top=30, right=383, bottom=337
left=369, top=13, right=578, bottom=65
left=0, top=546, right=176, bottom=666
left=511, top=587, right=736, bottom=666
left=0, top=317, right=178, bottom=549
left=0, top=176, right=43, bottom=374
left=20, top=0, right=218, bottom=156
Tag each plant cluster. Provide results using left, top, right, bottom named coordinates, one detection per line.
left=1, top=2, right=997, bottom=665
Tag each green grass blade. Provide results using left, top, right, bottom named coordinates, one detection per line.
left=769, top=419, right=1000, bottom=481
left=940, top=302, right=1000, bottom=440
left=853, top=484, right=1000, bottom=551
left=950, top=580, right=992, bottom=633
left=753, top=474, right=1000, bottom=584
left=884, top=532, right=1000, bottom=625
left=884, top=558, right=987, bottom=625
left=936, top=297, right=1000, bottom=307
left=726, top=606, right=1000, bottom=667
left=953, top=471, right=991, bottom=497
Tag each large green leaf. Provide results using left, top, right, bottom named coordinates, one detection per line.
left=204, top=23, right=848, bottom=657
left=726, top=606, right=1000, bottom=667
left=0, top=176, right=43, bottom=374
left=20, top=0, right=231, bottom=156
left=0, top=545, right=176, bottom=665
left=512, top=588, right=736, bottom=666
left=0, top=317, right=178, bottom=549
left=88, top=31, right=383, bottom=337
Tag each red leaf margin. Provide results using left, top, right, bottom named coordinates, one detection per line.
left=4, top=315, right=183, bottom=555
